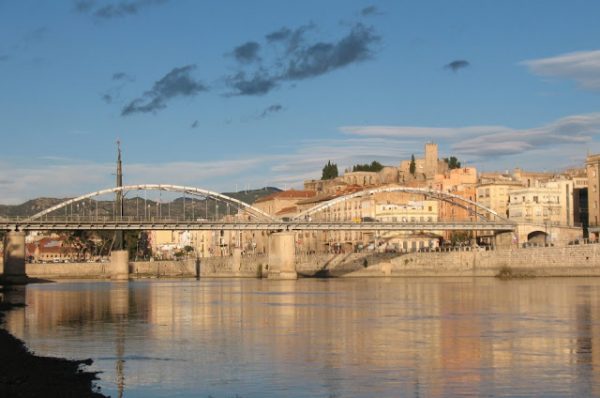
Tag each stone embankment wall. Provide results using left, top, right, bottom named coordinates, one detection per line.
left=25, top=262, right=110, bottom=278
left=24, top=255, right=268, bottom=279
left=346, top=244, right=600, bottom=277
left=18, top=244, right=600, bottom=279
left=295, top=252, right=398, bottom=276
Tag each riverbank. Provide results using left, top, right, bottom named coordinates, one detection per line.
left=0, top=287, right=107, bottom=398
left=7, top=243, right=600, bottom=281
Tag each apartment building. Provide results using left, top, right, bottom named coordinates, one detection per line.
left=508, top=186, right=562, bottom=225
left=476, top=181, right=522, bottom=218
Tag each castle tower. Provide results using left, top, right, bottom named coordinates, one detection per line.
left=424, top=142, right=438, bottom=178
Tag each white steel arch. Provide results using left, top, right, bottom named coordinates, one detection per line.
left=293, top=186, right=508, bottom=222
left=26, top=184, right=277, bottom=222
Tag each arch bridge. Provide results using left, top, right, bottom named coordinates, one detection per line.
left=0, top=184, right=515, bottom=232
left=0, top=184, right=518, bottom=281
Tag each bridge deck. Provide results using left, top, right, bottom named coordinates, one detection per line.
left=0, top=220, right=516, bottom=232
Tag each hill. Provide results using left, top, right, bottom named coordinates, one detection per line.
left=0, top=187, right=281, bottom=219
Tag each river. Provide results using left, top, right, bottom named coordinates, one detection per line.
left=2, top=277, right=600, bottom=397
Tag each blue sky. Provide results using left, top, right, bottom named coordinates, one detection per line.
left=1, top=0, right=600, bottom=203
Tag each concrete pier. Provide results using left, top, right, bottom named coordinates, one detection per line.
left=268, top=232, right=297, bottom=280
left=2, top=231, right=27, bottom=282
left=494, top=231, right=514, bottom=249
left=232, top=248, right=242, bottom=272
left=110, top=250, right=130, bottom=281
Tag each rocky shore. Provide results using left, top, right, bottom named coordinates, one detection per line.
left=0, top=290, right=107, bottom=398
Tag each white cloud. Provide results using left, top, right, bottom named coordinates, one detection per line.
left=340, top=125, right=510, bottom=138
left=453, top=113, right=600, bottom=156
left=522, top=49, right=600, bottom=90
left=341, top=113, right=600, bottom=158
left=2, top=112, right=600, bottom=204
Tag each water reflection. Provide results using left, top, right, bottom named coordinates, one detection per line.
left=3, top=278, right=600, bottom=397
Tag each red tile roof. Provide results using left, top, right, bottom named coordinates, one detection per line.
left=275, top=206, right=298, bottom=216
left=254, top=189, right=316, bottom=204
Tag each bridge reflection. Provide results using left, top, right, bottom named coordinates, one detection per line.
left=4, top=278, right=600, bottom=397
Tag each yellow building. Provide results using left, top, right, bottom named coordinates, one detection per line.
left=587, top=154, right=600, bottom=233
left=149, top=230, right=213, bottom=258
left=375, top=200, right=438, bottom=223
left=508, top=186, right=562, bottom=225
left=373, top=200, right=440, bottom=252
left=476, top=181, right=522, bottom=219
left=253, top=189, right=315, bottom=216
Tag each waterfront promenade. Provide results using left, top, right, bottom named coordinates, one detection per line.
left=9, top=241, right=600, bottom=280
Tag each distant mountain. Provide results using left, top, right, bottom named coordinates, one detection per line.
left=0, top=187, right=282, bottom=219
left=0, top=198, right=66, bottom=218
left=223, top=187, right=280, bottom=205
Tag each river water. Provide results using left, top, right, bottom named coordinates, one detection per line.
left=3, top=277, right=600, bottom=397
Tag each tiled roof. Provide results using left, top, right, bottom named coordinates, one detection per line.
left=254, top=189, right=316, bottom=203
left=275, top=206, right=298, bottom=216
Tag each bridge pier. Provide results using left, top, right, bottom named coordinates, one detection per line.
left=232, top=248, right=242, bottom=273
left=110, top=250, right=130, bottom=281
left=494, top=231, right=515, bottom=249
left=2, top=231, right=27, bottom=283
left=268, top=232, right=297, bottom=280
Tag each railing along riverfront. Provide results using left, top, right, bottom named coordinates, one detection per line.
left=0, top=215, right=517, bottom=232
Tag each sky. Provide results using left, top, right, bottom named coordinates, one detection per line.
left=1, top=0, right=600, bottom=203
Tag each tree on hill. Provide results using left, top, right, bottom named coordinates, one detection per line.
left=409, top=154, right=416, bottom=175
left=321, top=161, right=339, bottom=180
left=352, top=161, right=384, bottom=172
left=443, top=156, right=462, bottom=170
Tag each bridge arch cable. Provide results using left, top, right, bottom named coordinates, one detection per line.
left=26, top=184, right=277, bottom=222
left=292, top=186, right=509, bottom=223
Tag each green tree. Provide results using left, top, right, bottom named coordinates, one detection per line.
left=352, top=160, right=384, bottom=172
left=450, top=231, right=470, bottom=245
left=321, top=160, right=339, bottom=180
left=409, top=154, right=416, bottom=175
left=443, top=156, right=462, bottom=170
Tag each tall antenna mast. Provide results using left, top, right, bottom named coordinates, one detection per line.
left=116, top=140, right=124, bottom=218
left=114, top=140, right=124, bottom=250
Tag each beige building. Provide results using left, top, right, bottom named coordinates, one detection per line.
left=587, top=154, right=600, bottom=233
left=476, top=181, right=522, bottom=219
left=433, top=167, right=477, bottom=192
left=508, top=186, right=562, bottom=225
left=374, top=200, right=441, bottom=252
left=375, top=200, right=439, bottom=223
left=506, top=179, right=585, bottom=227
left=513, top=168, right=559, bottom=187
left=149, top=230, right=214, bottom=258
left=253, top=189, right=315, bottom=216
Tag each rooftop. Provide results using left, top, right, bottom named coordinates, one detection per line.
left=254, top=189, right=316, bottom=204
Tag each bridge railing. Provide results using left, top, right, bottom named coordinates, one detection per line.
left=0, top=215, right=517, bottom=225
left=0, top=215, right=252, bottom=223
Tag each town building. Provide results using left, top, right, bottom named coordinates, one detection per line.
left=587, top=154, right=600, bottom=237
left=476, top=181, right=522, bottom=219
left=508, top=186, right=562, bottom=225
left=253, top=189, right=315, bottom=215
left=26, top=238, right=74, bottom=263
